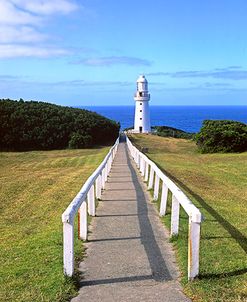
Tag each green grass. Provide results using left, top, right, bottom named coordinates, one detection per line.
left=129, top=134, right=247, bottom=302
left=0, top=147, right=109, bottom=302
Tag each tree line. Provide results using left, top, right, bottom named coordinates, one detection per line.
left=0, top=99, right=120, bottom=151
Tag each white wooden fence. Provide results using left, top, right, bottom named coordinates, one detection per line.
left=126, top=135, right=202, bottom=280
left=62, top=138, right=119, bottom=277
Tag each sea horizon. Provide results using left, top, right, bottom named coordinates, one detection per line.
left=78, top=105, right=247, bottom=133
left=80, top=105, right=247, bottom=107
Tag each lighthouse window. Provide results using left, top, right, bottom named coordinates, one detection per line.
left=140, top=103, right=142, bottom=105
left=140, top=110, right=142, bottom=112
left=140, top=118, right=142, bottom=120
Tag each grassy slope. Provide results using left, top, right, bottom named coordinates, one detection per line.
left=128, top=134, right=247, bottom=302
left=0, top=148, right=109, bottom=302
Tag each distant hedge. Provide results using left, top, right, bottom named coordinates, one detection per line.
left=0, top=99, right=120, bottom=151
left=195, top=120, right=247, bottom=153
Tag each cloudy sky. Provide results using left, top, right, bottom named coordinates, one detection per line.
left=0, top=0, right=246, bottom=106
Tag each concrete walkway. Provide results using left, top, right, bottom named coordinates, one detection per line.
left=72, top=141, right=191, bottom=302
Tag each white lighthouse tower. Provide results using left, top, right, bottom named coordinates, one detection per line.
left=134, top=75, right=151, bottom=133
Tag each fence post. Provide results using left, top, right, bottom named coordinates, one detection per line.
left=139, top=154, right=141, bottom=169
left=129, top=145, right=131, bottom=157
left=144, top=162, right=149, bottom=182
left=79, top=201, right=87, bottom=240
left=101, top=170, right=105, bottom=189
left=171, top=194, right=180, bottom=235
left=148, top=167, right=154, bottom=189
left=106, top=158, right=109, bottom=175
left=142, top=158, right=146, bottom=177
left=104, top=164, right=108, bottom=182
left=110, top=152, right=113, bottom=166
left=139, top=157, right=143, bottom=174
left=88, top=185, right=95, bottom=216
left=154, top=173, right=160, bottom=200
left=63, top=221, right=74, bottom=277
left=134, top=149, right=137, bottom=162
left=160, top=182, right=168, bottom=216
left=139, top=156, right=142, bottom=172
left=96, top=175, right=102, bottom=199
left=188, top=214, right=201, bottom=280
left=107, top=154, right=112, bottom=174
left=141, top=158, right=145, bottom=176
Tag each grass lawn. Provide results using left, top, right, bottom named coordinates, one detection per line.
left=0, top=147, right=109, bottom=302
left=128, top=134, right=247, bottom=302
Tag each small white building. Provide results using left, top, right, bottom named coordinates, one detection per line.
left=133, top=75, right=151, bottom=133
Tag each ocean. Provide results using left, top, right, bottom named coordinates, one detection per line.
left=80, top=106, right=247, bottom=133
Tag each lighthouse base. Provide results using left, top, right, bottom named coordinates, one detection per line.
left=127, top=128, right=151, bottom=134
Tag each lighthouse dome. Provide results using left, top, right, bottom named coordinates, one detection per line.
left=137, top=75, right=147, bottom=83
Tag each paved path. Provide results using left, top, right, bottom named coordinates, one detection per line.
left=72, top=141, right=191, bottom=302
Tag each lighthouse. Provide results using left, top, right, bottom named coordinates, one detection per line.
left=134, top=75, right=151, bottom=133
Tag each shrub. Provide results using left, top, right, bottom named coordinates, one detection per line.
left=195, top=120, right=247, bottom=153
left=153, top=126, right=194, bottom=139
left=69, top=132, right=92, bottom=149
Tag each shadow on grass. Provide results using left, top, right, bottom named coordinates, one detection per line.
left=152, top=163, right=247, bottom=254
left=199, top=268, right=247, bottom=280
left=202, top=236, right=232, bottom=240
left=145, top=159, right=247, bottom=280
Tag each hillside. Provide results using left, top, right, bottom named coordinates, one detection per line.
left=0, top=99, right=120, bottom=151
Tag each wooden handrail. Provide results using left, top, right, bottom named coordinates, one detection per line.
left=62, top=137, right=119, bottom=276
left=126, top=134, right=202, bottom=280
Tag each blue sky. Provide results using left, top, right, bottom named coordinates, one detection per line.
left=0, top=0, right=246, bottom=106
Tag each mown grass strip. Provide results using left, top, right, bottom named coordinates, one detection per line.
left=0, top=147, right=109, bottom=302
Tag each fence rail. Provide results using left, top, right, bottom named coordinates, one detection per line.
left=126, top=135, right=202, bottom=280
left=62, top=138, right=119, bottom=276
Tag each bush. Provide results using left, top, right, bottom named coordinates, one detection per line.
left=68, top=132, right=92, bottom=149
left=152, top=126, right=194, bottom=139
left=0, top=99, right=120, bottom=151
left=195, top=120, right=247, bottom=153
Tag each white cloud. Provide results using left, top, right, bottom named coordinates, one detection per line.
left=0, top=26, right=48, bottom=43
left=0, top=0, right=40, bottom=25
left=0, top=0, right=79, bottom=58
left=77, top=56, right=152, bottom=66
left=51, top=80, right=133, bottom=87
left=11, top=0, right=78, bottom=15
left=147, top=67, right=247, bottom=80
left=0, top=44, right=70, bottom=58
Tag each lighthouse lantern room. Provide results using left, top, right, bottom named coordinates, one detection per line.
left=134, top=75, right=151, bottom=133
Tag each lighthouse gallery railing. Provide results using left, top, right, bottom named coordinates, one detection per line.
left=62, top=137, right=119, bottom=276
left=126, top=135, right=202, bottom=280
